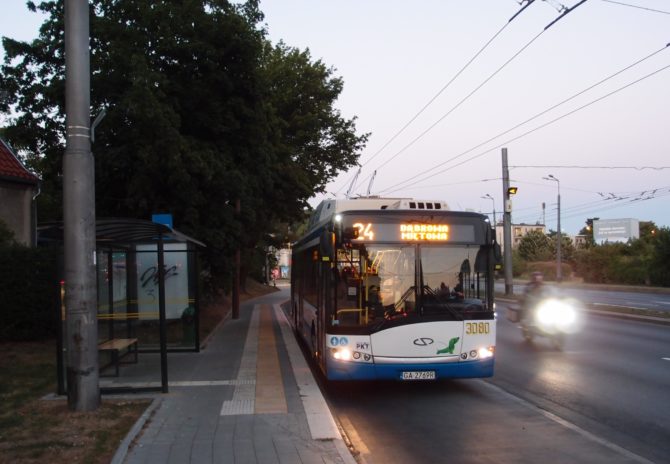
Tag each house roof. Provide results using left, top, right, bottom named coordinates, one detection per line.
left=0, top=137, right=40, bottom=185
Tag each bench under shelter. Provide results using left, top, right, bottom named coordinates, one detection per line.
left=38, top=218, right=205, bottom=394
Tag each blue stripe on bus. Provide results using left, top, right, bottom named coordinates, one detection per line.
left=325, top=358, right=494, bottom=381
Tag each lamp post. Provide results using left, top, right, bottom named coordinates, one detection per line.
left=543, top=174, right=561, bottom=282
left=481, top=194, right=496, bottom=226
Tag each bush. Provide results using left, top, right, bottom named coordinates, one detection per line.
left=523, top=261, right=573, bottom=282
left=511, top=250, right=527, bottom=277
left=0, top=244, right=60, bottom=341
left=574, top=243, right=627, bottom=284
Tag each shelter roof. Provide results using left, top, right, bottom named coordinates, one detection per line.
left=37, top=218, right=206, bottom=248
left=0, top=138, right=40, bottom=185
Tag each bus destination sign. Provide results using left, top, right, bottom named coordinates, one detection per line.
left=351, top=222, right=458, bottom=242
left=400, top=224, right=449, bottom=241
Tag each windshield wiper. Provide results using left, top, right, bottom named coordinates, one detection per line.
left=394, top=285, right=415, bottom=312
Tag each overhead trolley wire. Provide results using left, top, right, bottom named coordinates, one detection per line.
left=370, top=1, right=593, bottom=195
left=377, top=44, right=670, bottom=195
left=512, top=165, right=670, bottom=170
left=333, top=0, right=539, bottom=196
left=367, top=29, right=546, bottom=181
left=513, top=185, right=670, bottom=223
left=602, top=0, right=670, bottom=15
left=360, top=1, right=536, bottom=169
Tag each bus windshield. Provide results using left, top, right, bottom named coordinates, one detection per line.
left=332, top=243, right=491, bottom=329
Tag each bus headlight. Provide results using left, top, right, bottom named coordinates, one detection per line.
left=332, top=347, right=352, bottom=361
left=478, top=346, right=495, bottom=359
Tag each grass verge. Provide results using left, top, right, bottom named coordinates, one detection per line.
left=0, top=279, right=280, bottom=464
left=0, top=340, right=150, bottom=464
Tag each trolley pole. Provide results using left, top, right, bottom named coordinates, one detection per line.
left=501, top=148, right=514, bottom=296
left=64, top=0, right=99, bottom=411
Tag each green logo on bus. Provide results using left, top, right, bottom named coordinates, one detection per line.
left=437, top=337, right=460, bottom=354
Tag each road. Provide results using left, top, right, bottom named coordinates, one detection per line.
left=322, top=305, right=670, bottom=463
left=495, top=282, right=670, bottom=313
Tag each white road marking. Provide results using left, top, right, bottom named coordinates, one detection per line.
left=480, top=381, right=656, bottom=464
left=662, top=358, right=670, bottom=362
left=593, top=302, right=649, bottom=311
left=99, top=379, right=255, bottom=388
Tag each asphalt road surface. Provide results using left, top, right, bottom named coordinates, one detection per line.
left=494, top=282, right=670, bottom=313
left=321, top=308, right=670, bottom=463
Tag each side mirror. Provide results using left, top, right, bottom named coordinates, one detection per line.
left=336, top=226, right=359, bottom=247
left=343, top=226, right=359, bottom=241
left=494, top=243, right=503, bottom=271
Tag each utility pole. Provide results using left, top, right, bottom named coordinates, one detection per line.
left=482, top=194, right=496, bottom=226
left=557, top=188, right=562, bottom=282
left=64, top=0, right=99, bottom=411
left=501, top=148, right=513, bottom=295
left=544, top=174, right=562, bottom=282
left=232, top=198, right=240, bottom=319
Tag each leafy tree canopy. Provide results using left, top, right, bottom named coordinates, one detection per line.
left=1, top=0, right=367, bottom=287
left=517, top=229, right=551, bottom=262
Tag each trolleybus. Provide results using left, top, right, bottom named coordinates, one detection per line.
left=290, top=197, right=498, bottom=381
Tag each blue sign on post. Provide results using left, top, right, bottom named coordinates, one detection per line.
left=152, top=213, right=173, bottom=229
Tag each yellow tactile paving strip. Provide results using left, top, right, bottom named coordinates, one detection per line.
left=255, top=304, right=288, bottom=414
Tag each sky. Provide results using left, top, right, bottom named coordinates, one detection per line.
left=2, top=0, right=669, bottom=235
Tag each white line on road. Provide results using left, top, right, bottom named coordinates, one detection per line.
left=662, top=358, right=670, bottom=362
left=593, top=302, right=649, bottom=311
left=480, top=381, right=656, bottom=464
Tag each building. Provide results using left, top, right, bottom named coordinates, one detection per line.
left=573, top=234, right=591, bottom=248
left=0, top=138, right=40, bottom=245
left=495, top=222, right=547, bottom=251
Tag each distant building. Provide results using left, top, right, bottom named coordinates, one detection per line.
left=0, top=138, right=40, bottom=245
left=495, top=223, right=546, bottom=251
left=573, top=234, right=590, bottom=248
left=593, top=218, right=639, bottom=244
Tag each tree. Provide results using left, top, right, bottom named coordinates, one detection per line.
left=649, top=227, right=670, bottom=286
left=548, top=232, right=575, bottom=263
left=517, top=229, right=552, bottom=261
left=1, top=0, right=367, bottom=288
left=577, top=217, right=599, bottom=248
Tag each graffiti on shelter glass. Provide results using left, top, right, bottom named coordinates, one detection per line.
left=140, top=265, right=179, bottom=300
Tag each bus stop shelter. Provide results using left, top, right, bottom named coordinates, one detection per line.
left=38, top=218, right=206, bottom=394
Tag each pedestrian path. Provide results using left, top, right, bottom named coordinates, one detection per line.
left=115, top=288, right=355, bottom=464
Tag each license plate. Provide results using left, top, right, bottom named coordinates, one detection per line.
left=401, top=371, right=436, bottom=380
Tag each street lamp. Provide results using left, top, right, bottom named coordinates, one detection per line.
left=543, top=174, right=562, bottom=282
left=481, top=194, right=496, bottom=226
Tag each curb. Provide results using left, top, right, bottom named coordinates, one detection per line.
left=274, top=303, right=357, bottom=464
left=110, top=397, right=162, bottom=464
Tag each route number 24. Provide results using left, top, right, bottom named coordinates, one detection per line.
left=353, top=223, right=375, bottom=241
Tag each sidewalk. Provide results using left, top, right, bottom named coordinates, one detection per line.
left=111, top=284, right=355, bottom=464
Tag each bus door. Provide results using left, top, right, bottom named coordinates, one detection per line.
left=317, top=260, right=332, bottom=371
